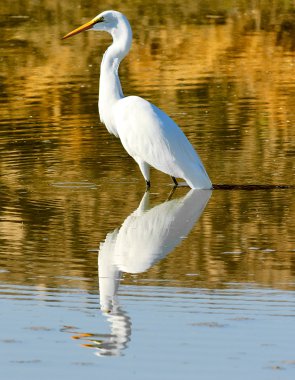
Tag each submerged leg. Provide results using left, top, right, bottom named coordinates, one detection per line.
left=171, top=176, right=178, bottom=186
left=166, top=185, right=177, bottom=201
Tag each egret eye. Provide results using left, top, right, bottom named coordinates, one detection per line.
left=95, top=16, right=104, bottom=23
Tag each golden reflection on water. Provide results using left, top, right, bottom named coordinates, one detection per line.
left=1, top=0, right=294, bottom=184
left=0, top=0, right=295, bottom=294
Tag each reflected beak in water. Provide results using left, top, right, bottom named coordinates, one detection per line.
left=62, top=19, right=96, bottom=39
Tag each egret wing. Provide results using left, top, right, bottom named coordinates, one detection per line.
left=113, top=96, right=211, bottom=188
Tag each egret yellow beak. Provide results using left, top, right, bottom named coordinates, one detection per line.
left=62, top=18, right=96, bottom=40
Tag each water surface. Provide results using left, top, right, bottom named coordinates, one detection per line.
left=0, top=0, right=295, bottom=379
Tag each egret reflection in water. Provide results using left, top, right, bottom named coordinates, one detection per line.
left=95, top=189, right=211, bottom=356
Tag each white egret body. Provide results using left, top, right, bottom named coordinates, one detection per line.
left=63, top=10, right=212, bottom=189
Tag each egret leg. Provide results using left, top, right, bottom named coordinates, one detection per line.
left=166, top=185, right=177, bottom=201
left=136, top=159, right=151, bottom=189
left=171, top=176, right=178, bottom=186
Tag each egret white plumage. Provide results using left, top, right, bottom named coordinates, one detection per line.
left=62, top=10, right=212, bottom=189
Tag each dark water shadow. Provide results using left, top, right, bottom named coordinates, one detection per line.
left=213, top=184, right=294, bottom=190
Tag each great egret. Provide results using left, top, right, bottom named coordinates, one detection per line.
left=62, top=10, right=212, bottom=189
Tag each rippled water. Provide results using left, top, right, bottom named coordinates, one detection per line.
left=1, top=0, right=295, bottom=379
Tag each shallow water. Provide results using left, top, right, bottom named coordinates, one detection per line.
left=1, top=0, right=295, bottom=379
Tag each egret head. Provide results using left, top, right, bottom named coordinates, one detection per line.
left=62, top=10, right=129, bottom=40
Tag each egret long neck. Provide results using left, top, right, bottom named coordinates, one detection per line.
left=100, top=46, right=124, bottom=102
left=99, top=20, right=132, bottom=135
